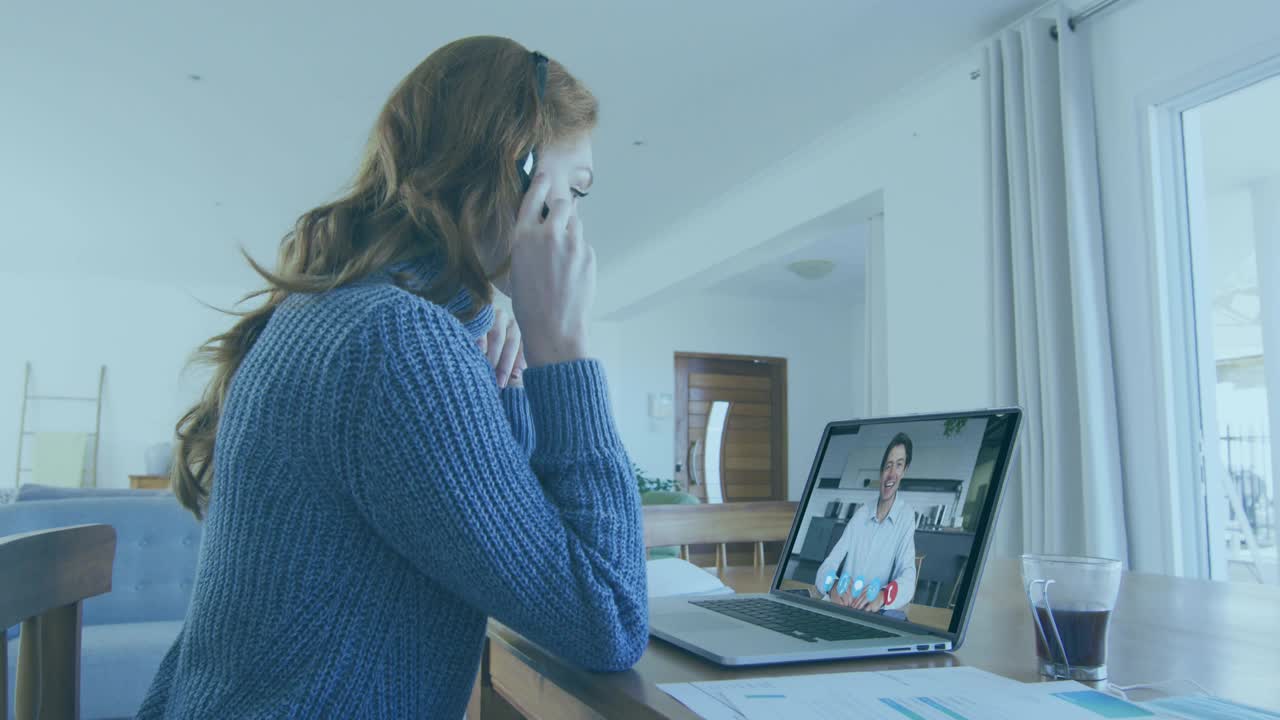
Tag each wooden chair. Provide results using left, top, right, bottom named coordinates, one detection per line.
left=642, top=501, right=798, bottom=572
left=1, top=524, right=116, bottom=720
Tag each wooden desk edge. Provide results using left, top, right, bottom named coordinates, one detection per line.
left=484, top=624, right=687, bottom=720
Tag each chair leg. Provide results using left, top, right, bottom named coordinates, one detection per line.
left=753, top=542, right=764, bottom=570
left=2, top=632, right=7, bottom=720
left=15, top=617, right=39, bottom=720
left=16, top=602, right=80, bottom=720
left=716, top=544, right=727, bottom=573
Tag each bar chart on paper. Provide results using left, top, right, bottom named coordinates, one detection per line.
left=721, top=689, right=1047, bottom=720
left=658, top=668, right=1190, bottom=720
left=659, top=667, right=1036, bottom=720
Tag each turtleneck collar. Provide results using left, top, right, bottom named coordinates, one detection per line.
left=383, top=256, right=495, bottom=342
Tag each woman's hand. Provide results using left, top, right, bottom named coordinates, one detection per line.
left=828, top=586, right=854, bottom=607
left=507, top=172, right=595, bottom=368
left=478, top=307, right=525, bottom=389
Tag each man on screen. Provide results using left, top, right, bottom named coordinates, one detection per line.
left=815, top=432, right=918, bottom=620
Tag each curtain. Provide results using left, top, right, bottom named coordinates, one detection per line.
left=985, top=4, right=1132, bottom=564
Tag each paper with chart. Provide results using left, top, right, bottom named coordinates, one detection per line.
left=659, top=668, right=1197, bottom=720
left=1011, top=681, right=1280, bottom=720
left=657, top=682, right=746, bottom=720
left=1142, top=695, right=1280, bottom=720
left=1020, top=683, right=1280, bottom=720
left=716, top=667, right=1050, bottom=720
left=659, top=666, right=1028, bottom=720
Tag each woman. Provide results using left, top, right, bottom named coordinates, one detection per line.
left=138, top=36, right=648, bottom=719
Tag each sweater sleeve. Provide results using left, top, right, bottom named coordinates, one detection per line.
left=345, top=298, right=648, bottom=672
left=498, top=386, right=535, bottom=457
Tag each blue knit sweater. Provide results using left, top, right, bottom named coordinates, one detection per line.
left=137, top=261, right=649, bottom=719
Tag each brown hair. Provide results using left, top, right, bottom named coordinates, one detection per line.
left=172, top=36, right=598, bottom=518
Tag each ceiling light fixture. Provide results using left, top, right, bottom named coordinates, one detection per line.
left=786, top=259, right=836, bottom=280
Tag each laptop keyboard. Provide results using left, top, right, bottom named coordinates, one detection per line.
left=691, top=597, right=897, bottom=643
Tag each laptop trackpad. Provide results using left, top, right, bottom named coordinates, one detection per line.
left=659, top=610, right=745, bottom=633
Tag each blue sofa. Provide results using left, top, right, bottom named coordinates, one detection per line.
left=2, top=485, right=200, bottom=720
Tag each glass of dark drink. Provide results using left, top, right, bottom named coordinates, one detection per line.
left=1020, top=554, right=1122, bottom=681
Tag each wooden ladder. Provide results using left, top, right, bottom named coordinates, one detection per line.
left=13, top=362, right=106, bottom=488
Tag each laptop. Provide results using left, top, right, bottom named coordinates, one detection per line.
left=648, top=408, right=1022, bottom=666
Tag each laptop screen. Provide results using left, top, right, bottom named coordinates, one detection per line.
left=775, top=410, right=1020, bottom=635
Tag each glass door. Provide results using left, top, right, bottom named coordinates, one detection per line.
left=1179, top=72, right=1280, bottom=584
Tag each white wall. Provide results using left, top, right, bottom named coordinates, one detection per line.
left=1087, top=0, right=1280, bottom=575
left=849, top=293, right=868, bottom=418
left=596, top=52, right=993, bottom=417
left=594, top=292, right=860, bottom=501
left=0, top=272, right=253, bottom=490
left=0, top=273, right=855, bottom=499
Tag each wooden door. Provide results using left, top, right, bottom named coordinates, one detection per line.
left=674, top=353, right=787, bottom=502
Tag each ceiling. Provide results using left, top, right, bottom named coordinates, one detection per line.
left=0, top=0, right=1044, bottom=286
left=707, top=222, right=869, bottom=304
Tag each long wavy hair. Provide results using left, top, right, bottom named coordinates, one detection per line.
left=173, top=36, right=598, bottom=518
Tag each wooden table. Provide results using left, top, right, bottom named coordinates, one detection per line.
left=475, top=560, right=1280, bottom=719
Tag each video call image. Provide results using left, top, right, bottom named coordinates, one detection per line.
left=778, top=413, right=1016, bottom=631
